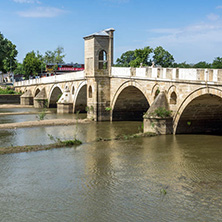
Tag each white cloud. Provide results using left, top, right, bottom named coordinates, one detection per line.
left=13, top=0, right=40, bottom=3
left=147, top=21, right=222, bottom=62
left=207, top=13, right=220, bottom=21
left=17, top=7, right=66, bottom=18
left=216, top=5, right=222, bottom=9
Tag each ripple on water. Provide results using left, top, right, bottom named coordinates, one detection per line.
left=0, top=125, right=221, bottom=221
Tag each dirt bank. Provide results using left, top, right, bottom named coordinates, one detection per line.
left=0, top=142, right=80, bottom=155
left=0, top=111, right=54, bottom=116
left=0, top=118, right=91, bottom=129
left=0, top=104, right=33, bottom=108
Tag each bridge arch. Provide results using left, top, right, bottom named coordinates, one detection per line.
left=73, top=81, right=87, bottom=113
left=174, top=87, right=222, bottom=134
left=48, top=84, right=63, bottom=108
left=111, top=81, right=150, bottom=121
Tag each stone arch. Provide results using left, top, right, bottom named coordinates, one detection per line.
left=174, top=87, right=222, bottom=134
left=111, top=81, right=150, bottom=121
left=151, top=83, right=160, bottom=101
left=48, top=85, right=63, bottom=108
left=73, top=81, right=87, bottom=113
left=88, top=85, right=92, bottom=98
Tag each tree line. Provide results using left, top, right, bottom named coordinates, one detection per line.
left=0, top=32, right=65, bottom=79
left=115, top=46, right=222, bottom=69
left=1, top=32, right=222, bottom=79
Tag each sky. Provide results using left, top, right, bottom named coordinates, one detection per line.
left=1, top=0, right=222, bottom=64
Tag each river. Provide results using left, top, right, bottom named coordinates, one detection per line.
left=0, top=108, right=221, bottom=222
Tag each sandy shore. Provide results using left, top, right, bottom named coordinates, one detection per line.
left=0, top=104, right=33, bottom=108
left=0, top=118, right=91, bottom=129
left=0, top=111, right=54, bottom=116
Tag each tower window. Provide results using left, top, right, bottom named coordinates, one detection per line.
left=98, top=50, right=107, bottom=69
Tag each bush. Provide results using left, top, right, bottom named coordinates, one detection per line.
left=152, top=107, right=172, bottom=118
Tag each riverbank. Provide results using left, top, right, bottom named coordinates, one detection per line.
left=0, top=139, right=82, bottom=155
left=0, top=104, right=33, bottom=108
left=0, top=118, right=91, bottom=129
left=0, top=111, right=54, bottom=116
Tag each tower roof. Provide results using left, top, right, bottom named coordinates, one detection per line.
left=84, top=28, right=115, bottom=39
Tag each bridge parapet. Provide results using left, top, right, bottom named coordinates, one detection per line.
left=111, top=67, right=222, bottom=83
left=14, top=71, right=85, bottom=87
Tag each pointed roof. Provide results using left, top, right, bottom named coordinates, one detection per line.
left=84, top=28, right=115, bottom=39
left=20, top=90, right=33, bottom=98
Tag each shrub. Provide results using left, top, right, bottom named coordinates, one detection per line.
left=152, top=107, right=172, bottom=118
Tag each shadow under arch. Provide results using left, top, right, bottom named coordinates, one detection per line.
left=34, top=88, right=41, bottom=97
left=112, top=84, right=150, bottom=121
left=174, top=87, right=222, bottom=134
left=48, top=85, right=63, bottom=108
left=73, top=82, right=87, bottom=113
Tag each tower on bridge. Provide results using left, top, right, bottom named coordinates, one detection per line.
left=84, top=28, right=115, bottom=121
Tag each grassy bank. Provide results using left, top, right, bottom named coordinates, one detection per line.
left=0, top=139, right=82, bottom=155
left=0, top=86, right=21, bottom=95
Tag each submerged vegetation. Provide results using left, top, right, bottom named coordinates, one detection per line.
left=0, top=140, right=82, bottom=155
left=96, top=132, right=156, bottom=142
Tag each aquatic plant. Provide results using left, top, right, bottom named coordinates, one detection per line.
left=138, top=123, right=144, bottom=133
left=61, top=139, right=82, bottom=146
left=37, top=109, right=47, bottom=120
left=160, top=188, right=167, bottom=195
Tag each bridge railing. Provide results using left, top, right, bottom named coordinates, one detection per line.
left=111, top=67, right=222, bottom=82
left=14, top=71, right=85, bottom=87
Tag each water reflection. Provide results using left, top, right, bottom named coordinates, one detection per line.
left=0, top=110, right=221, bottom=221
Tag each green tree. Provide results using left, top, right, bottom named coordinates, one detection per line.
left=129, top=46, right=153, bottom=67
left=116, top=50, right=135, bottom=67
left=14, top=62, right=25, bottom=75
left=173, top=62, right=192, bottom=68
left=23, top=51, right=44, bottom=78
left=0, top=33, right=18, bottom=73
left=193, top=61, right=211, bottom=68
left=54, top=46, right=65, bottom=64
left=44, top=50, right=56, bottom=64
left=212, top=57, right=222, bottom=69
left=44, top=46, right=65, bottom=64
left=153, top=46, right=174, bottom=67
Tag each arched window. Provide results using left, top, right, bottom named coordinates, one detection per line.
left=35, top=88, right=40, bottom=97
left=98, top=50, right=107, bottom=70
left=154, top=89, right=160, bottom=100
left=72, top=86, right=75, bottom=95
left=88, top=85, right=92, bottom=98
left=170, top=92, right=177, bottom=104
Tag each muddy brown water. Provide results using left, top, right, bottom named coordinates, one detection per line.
left=0, top=108, right=221, bottom=222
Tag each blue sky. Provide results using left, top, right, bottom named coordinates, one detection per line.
left=1, top=0, right=222, bottom=64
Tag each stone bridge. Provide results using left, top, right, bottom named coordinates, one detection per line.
left=14, top=28, right=222, bottom=135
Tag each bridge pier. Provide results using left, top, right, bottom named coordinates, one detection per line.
left=57, top=87, right=73, bottom=113
left=143, top=91, right=173, bottom=134
left=34, top=88, right=48, bottom=108
left=20, top=90, right=33, bottom=105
